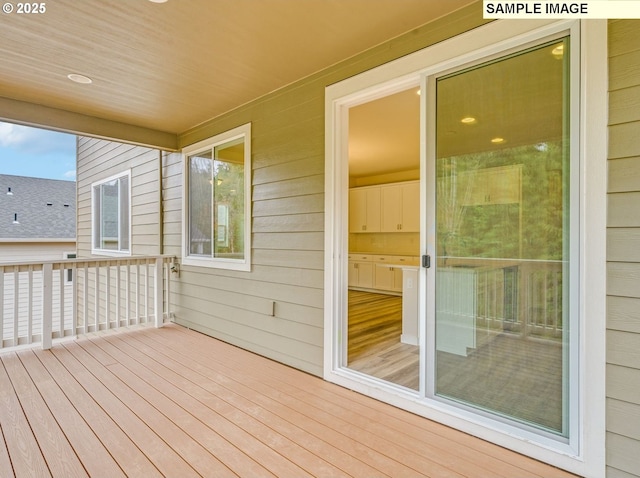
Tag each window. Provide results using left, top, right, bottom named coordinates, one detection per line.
left=182, top=123, right=251, bottom=271
left=91, top=171, right=131, bottom=255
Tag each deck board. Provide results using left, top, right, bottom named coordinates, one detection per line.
left=0, top=425, right=14, bottom=478
left=15, top=351, right=123, bottom=478
left=0, top=356, right=51, bottom=477
left=31, top=348, right=163, bottom=478
left=0, top=323, right=578, bottom=477
left=141, top=324, right=564, bottom=478
left=84, top=332, right=326, bottom=478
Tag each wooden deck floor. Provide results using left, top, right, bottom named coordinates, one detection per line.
left=0, top=323, right=577, bottom=477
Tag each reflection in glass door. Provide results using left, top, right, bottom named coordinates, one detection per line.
left=433, top=38, right=572, bottom=436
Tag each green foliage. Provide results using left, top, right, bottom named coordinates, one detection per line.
left=437, top=141, right=566, bottom=260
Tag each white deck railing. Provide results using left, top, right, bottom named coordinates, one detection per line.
left=0, top=255, right=175, bottom=351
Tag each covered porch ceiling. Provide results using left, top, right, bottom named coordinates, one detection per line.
left=0, top=0, right=476, bottom=151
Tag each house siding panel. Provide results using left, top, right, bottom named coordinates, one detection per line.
left=76, top=137, right=161, bottom=257
left=157, top=3, right=488, bottom=376
left=608, top=19, right=640, bottom=478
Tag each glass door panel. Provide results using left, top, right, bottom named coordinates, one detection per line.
left=346, top=86, right=421, bottom=390
left=434, top=39, right=570, bottom=435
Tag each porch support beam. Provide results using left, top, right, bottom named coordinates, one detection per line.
left=0, top=96, right=179, bottom=151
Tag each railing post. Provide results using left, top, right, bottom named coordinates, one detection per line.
left=42, top=263, right=53, bottom=350
left=154, top=257, right=163, bottom=328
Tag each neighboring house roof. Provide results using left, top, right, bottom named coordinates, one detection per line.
left=0, top=174, right=76, bottom=240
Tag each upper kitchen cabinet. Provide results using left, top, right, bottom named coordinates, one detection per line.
left=457, top=165, right=522, bottom=206
left=381, top=181, right=419, bottom=232
left=349, top=186, right=381, bottom=233
left=349, top=180, right=420, bottom=233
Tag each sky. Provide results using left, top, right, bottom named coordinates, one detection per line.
left=0, top=121, right=76, bottom=181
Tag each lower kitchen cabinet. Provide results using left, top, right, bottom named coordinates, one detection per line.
left=348, top=254, right=418, bottom=294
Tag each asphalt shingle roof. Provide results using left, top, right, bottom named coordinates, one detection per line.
left=0, top=174, right=76, bottom=240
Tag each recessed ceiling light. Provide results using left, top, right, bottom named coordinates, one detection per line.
left=67, top=73, right=92, bottom=84
left=148, top=0, right=168, bottom=3
left=460, top=116, right=477, bottom=124
left=552, top=44, right=564, bottom=59
left=491, top=137, right=506, bottom=144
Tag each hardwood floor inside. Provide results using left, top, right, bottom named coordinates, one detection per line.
left=346, top=290, right=565, bottom=432
left=347, top=290, right=419, bottom=390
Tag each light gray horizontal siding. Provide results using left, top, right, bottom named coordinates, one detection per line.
left=76, top=137, right=161, bottom=258
left=164, top=3, right=486, bottom=376
left=607, top=19, right=640, bottom=478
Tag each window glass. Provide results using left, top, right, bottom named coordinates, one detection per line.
left=434, top=39, right=571, bottom=436
left=184, top=124, right=251, bottom=270
left=92, top=172, right=130, bottom=254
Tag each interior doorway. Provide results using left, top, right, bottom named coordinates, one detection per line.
left=345, top=86, right=421, bottom=390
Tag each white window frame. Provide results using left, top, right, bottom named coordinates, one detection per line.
left=91, top=170, right=131, bottom=256
left=181, top=123, right=252, bottom=272
left=324, top=19, right=606, bottom=477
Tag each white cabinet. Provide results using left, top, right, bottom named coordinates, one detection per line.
left=373, top=254, right=414, bottom=292
left=349, top=254, right=418, bottom=293
left=457, top=165, right=521, bottom=206
left=381, top=181, right=420, bottom=232
left=349, top=181, right=418, bottom=233
left=348, top=254, right=374, bottom=289
left=349, top=187, right=380, bottom=233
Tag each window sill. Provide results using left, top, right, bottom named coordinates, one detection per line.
left=182, top=255, right=251, bottom=272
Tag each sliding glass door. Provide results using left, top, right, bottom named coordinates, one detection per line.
left=431, top=38, right=573, bottom=436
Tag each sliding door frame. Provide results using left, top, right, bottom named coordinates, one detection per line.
left=324, top=18, right=606, bottom=477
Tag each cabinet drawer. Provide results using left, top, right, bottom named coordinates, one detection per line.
left=374, top=255, right=419, bottom=266
left=348, top=254, right=373, bottom=262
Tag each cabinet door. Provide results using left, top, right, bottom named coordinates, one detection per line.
left=374, top=264, right=395, bottom=291
left=457, top=170, right=488, bottom=206
left=400, top=181, right=420, bottom=232
left=392, top=267, right=404, bottom=292
left=357, top=261, right=374, bottom=288
left=487, top=166, right=521, bottom=204
left=348, top=261, right=358, bottom=287
left=381, top=182, right=420, bottom=232
left=349, top=187, right=380, bottom=232
left=381, top=184, right=403, bottom=232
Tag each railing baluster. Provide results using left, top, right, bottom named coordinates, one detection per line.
left=136, top=263, right=140, bottom=325
left=83, top=264, right=89, bottom=334
left=154, top=257, right=163, bottom=328
left=125, top=263, right=130, bottom=326
left=116, top=264, right=121, bottom=328
left=27, top=266, right=33, bottom=344
left=94, top=264, right=100, bottom=331
left=144, top=262, right=149, bottom=323
left=42, top=263, right=53, bottom=350
left=165, top=259, right=171, bottom=322
left=59, top=267, right=64, bottom=337
left=13, top=267, right=19, bottom=346
left=72, top=263, right=78, bottom=336
left=105, top=264, right=111, bottom=329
